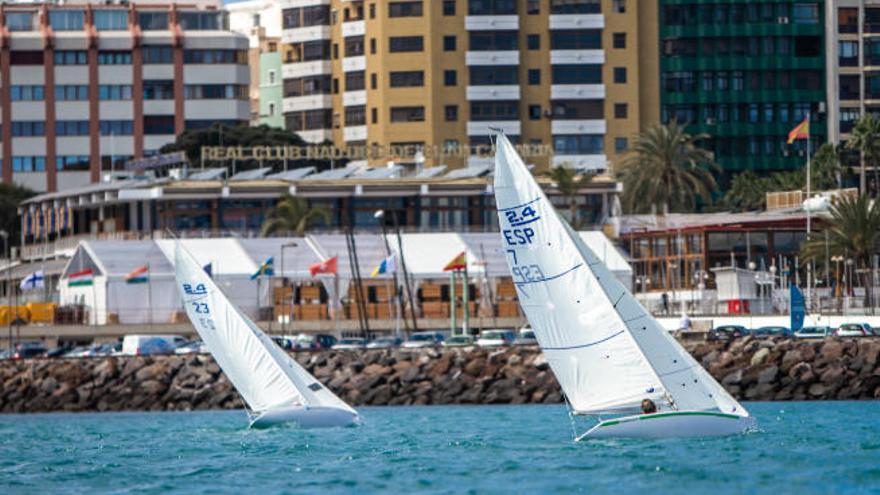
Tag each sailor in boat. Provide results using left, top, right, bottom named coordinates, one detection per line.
left=641, top=399, right=657, bottom=415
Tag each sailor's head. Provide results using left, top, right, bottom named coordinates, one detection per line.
left=641, top=399, right=657, bottom=414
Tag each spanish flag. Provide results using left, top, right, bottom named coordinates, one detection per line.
left=787, top=117, right=810, bottom=144
left=443, top=251, right=467, bottom=272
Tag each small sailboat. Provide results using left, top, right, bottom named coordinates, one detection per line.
left=492, top=134, right=755, bottom=439
left=174, top=243, right=360, bottom=429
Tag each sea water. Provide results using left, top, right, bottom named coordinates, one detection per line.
left=1, top=402, right=878, bottom=494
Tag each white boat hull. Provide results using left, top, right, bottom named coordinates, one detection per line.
left=577, top=411, right=756, bottom=440
left=250, top=405, right=361, bottom=429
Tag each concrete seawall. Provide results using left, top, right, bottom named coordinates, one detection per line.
left=2, top=337, right=879, bottom=414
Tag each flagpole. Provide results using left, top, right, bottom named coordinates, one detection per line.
left=449, top=270, right=456, bottom=337
left=806, top=112, right=812, bottom=311
left=462, top=265, right=469, bottom=336
left=147, top=263, right=153, bottom=330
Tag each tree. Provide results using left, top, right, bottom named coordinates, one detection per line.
left=811, top=143, right=844, bottom=191
left=801, top=194, right=880, bottom=308
left=0, top=183, right=36, bottom=248
left=616, top=120, right=719, bottom=213
left=547, top=165, right=595, bottom=228
left=720, top=171, right=766, bottom=211
left=846, top=114, right=880, bottom=196
left=261, top=194, right=332, bottom=236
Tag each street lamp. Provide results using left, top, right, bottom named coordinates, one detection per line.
left=280, top=241, right=298, bottom=334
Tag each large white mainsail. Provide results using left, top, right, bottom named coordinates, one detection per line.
left=174, top=242, right=358, bottom=427
left=492, top=134, right=747, bottom=420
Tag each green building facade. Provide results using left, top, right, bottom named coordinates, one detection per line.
left=259, top=51, right=284, bottom=129
left=659, top=0, right=826, bottom=182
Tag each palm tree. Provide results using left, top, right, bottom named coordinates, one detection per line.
left=547, top=165, right=595, bottom=227
left=261, top=194, right=331, bottom=236
left=811, top=143, right=844, bottom=191
left=801, top=194, right=880, bottom=309
left=616, top=120, right=719, bottom=213
left=846, top=114, right=880, bottom=196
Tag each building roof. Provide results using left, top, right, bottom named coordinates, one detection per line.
left=618, top=210, right=821, bottom=236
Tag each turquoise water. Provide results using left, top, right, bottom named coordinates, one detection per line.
left=1, top=402, right=879, bottom=494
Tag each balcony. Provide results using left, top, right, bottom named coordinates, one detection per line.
left=282, top=94, right=332, bottom=112
left=465, top=51, right=519, bottom=66
left=342, top=55, right=366, bottom=72
left=551, top=154, right=607, bottom=171
left=297, top=129, right=333, bottom=143
left=464, top=15, right=518, bottom=31
left=282, top=60, right=332, bottom=79
left=343, top=125, right=367, bottom=142
left=282, top=25, right=331, bottom=44
left=342, top=20, right=365, bottom=37
left=466, top=85, right=520, bottom=100
left=550, top=50, right=604, bottom=65
left=548, top=14, right=603, bottom=30
left=467, top=120, right=521, bottom=136
left=343, top=90, right=366, bottom=106
left=551, top=120, right=606, bottom=135
left=550, top=84, right=604, bottom=100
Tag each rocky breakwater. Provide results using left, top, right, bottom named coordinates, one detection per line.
left=1, top=338, right=879, bottom=414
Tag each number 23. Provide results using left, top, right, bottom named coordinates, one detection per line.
left=192, top=302, right=210, bottom=314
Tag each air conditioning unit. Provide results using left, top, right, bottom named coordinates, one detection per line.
left=777, top=16, right=789, bottom=24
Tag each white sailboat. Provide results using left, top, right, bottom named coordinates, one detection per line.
left=174, top=243, right=360, bottom=429
left=492, top=134, right=755, bottom=439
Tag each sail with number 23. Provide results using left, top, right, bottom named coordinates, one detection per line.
left=492, top=134, right=755, bottom=439
left=174, top=242, right=360, bottom=429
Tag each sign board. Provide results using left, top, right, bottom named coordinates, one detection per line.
left=125, top=151, right=187, bottom=171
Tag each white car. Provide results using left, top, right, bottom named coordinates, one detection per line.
left=476, top=330, right=515, bottom=347
left=174, top=341, right=208, bottom=354
left=366, top=337, right=402, bottom=349
left=514, top=328, right=538, bottom=345
left=332, top=339, right=367, bottom=350
left=121, top=335, right=187, bottom=356
left=833, top=323, right=874, bottom=337
left=402, top=331, right=445, bottom=348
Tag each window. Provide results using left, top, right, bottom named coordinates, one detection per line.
left=839, top=7, right=858, bottom=33
left=443, top=35, right=456, bottom=51
left=100, top=120, right=134, bottom=136
left=53, top=51, right=87, bottom=65
left=469, top=0, right=517, bottom=15
left=10, top=51, right=43, bottom=65
left=552, top=64, right=601, bottom=84
left=98, top=51, right=132, bottom=65
left=282, top=8, right=301, bottom=28
left=6, top=12, right=36, bottom=32
left=443, top=139, right=460, bottom=152
left=469, top=31, right=518, bottom=51
left=529, top=105, right=541, bottom=120
left=142, top=46, right=174, bottom=64
left=371, top=107, right=378, bottom=124
left=445, top=105, right=458, bottom=122
left=550, top=30, right=601, bottom=50
left=527, top=34, right=540, bottom=50
left=56, top=120, right=90, bottom=136
left=552, top=100, right=604, bottom=119
left=49, top=10, right=85, bottom=31
left=613, top=33, right=626, bottom=49
left=185, top=84, right=248, bottom=100
left=94, top=10, right=128, bottom=31
left=143, top=80, right=174, bottom=100
left=346, top=71, right=365, bottom=91
left=178, top=12, right=222, bottom=31
left=390, top=106, right=425, bottom=122
left=840, top=41, right=859, bottom=66
left=138, top=12, right=169, bottom=30
left=56, top=156, right=90, bottom=171
left=527, top=1, right=540, bottom=15
left=11, top=121, right=45, bottom=137
left=301, top=40, right=331, bottom=61
left=345, top=106, right=366, bottom=126
left=793, top=4, right=819, bottom=24
left=444, top=70, right=457, bottom=86
left=390, top=70, right=424, bottom=87
left=332, top=43, right=339, bottom=59
left=389, top=36, right=423, bottom=52
left=10, top=85, right=44, bottom=101
left=371, top=73, right=378, bottom=89
left=614, top=103, right=628, bottom=119
left=302, top=5, right=330, bottom=26
left=283, top=75, right=332, bottom=96
left=470, top=65, right=518, bottom=85
left=12, top=157, right=46, bottom=172
left=268, top=102, right=276, bottom=117
left=613, top=0, right=625, bottom=13
left=613, top=67, right=627, bottom=83
left=184, top=49, right=246, bottom=64
left=143, top=116, right=175, bottom=135
left=370, top=38, right=377, bottom=54
left=615, top=137, right=628, bottom=153
left=56, top=85, right=89, bottom=101
left=553, top=134, right=604, bottom=154
left=527, top=69, right=540, bottom=85
left=389, top=1, right=423, bottom=17
left=470, top=101, right=518, bottom=120
left=443, top=1, right=455, bottom=15
left=551, top=0, right=601, bottom=14
left=345, top=36, right=364, bottom=56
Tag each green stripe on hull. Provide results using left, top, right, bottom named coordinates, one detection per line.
left=599, top=411, right=741, bottom=427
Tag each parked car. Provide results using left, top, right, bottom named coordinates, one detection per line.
left=833, top=323, right=874, bottom=337
left=709, top=325, right=749, bottom=341
left=0, top=349, right=10, bottom=360
left=476, top=329, right=516, bottom=347
left=43, top=346, right=73, bottom=358
left=402, top=331, right=445, bottom=348
left=366, top=337, right=402, bottom=349
left=121, top=335, right=186, bottom=356
left=271, top=337, right=294, bottom=351
left=13, top=341, right=47, bottom=359
left=443, top=335, right=475, bottom=347
left=332, top=338, right=367, bottom=350
left=291, top=333, right=338, bottom=350
left=514, top=328, right=538, bottom=346
left=175, top=341, right=208, bottom=355
left=794, top=326, right=832, bottom=339
left=65, top=343, right=116, bottom=358
left=750, top=326, right=791, bottom=339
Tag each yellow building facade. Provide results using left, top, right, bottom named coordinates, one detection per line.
left=281, top=0, right=658, bottom=173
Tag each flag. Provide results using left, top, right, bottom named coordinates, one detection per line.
left=20, top=270, right=44, bottom=291
left=125, top=265, right=149, bottom=284
left=250, top=257, right=274, bottom=280
left=203, top=262, right=212, bottom=278
left=371, top=253, right=397, bottom=277
left=790, top=285, right=806, bottom=332
left=309, top=256, right=338, bottom=277
left=787, top=117, right=810, bottom=144
left=68, top=268, right=94, bottom=287
left=443, top=251, right=467, bottom=271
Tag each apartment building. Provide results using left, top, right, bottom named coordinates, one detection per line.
left=280, top=0, right=658, bottom=173
left=659, top=1, right=826, bottom=182
left=227, top=0, right=283, bottom=126
left=0, top=0, right=250, bottom=193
